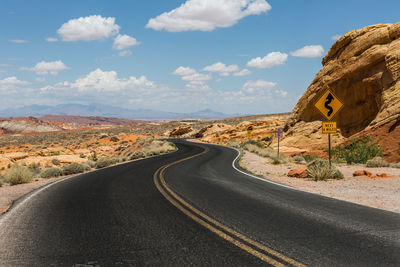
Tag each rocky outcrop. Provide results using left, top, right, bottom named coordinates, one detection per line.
left=285, top=23, right=400, bottom=136
left=282, top=23, right=400, bottom=161
left=0, top=117, right=63, bottom=134
left=169, top=125, right=193, bottom=136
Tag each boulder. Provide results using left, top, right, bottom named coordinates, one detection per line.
left=353, top=170, right=372, bottom=177
left=169, top=125, right=193, bottom=136
left=288, top=167, right=308, bottom=178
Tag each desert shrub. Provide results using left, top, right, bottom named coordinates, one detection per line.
left=303, top=155, right=321, bottom=163
left=28, top=162, right=40, bottom=170
left=270, top=155, right=284, bottom=165
left=241, top=140, right=264, bottom=148
left=261, top=136, right=272, bottom=142
left=95, top=157, right=116, bottom=169
left=5, top=165, right=34, bottom=185
left=62, top=163, right=85, bottom=175
left=293, top=155, right=305, bottom=162
left=306, top=159, right=344, bottom=181
left=242, top=143, right=276, bottom=158
left=331, top=136, right=383, bottom=164
left=47, top=151, right=60, bottom=156
left=81, top=163, right=92, bottom=171
left=129, top=150, right=145, bottom=160
left=86, top=160, right=96, bottom=168
left=0, top=175, right=4, bottom=187
left=79, top=154, right=86, bottom=158
left=366, top=157, right=389, bottom=168
left=142, top=140, right=176, bottom=157
left=110, top=136, right=119, bottom=142
left=390, top=162, right=400, bottom=168
left=88, top=151, right=98, bottom=162
left=52, top=158, right=61, bottom=165
left=226, top=140, right=241, bottom=148
left=40, top=168, right=63, bottom=178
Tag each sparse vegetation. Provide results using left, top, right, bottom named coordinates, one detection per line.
left=129, top=151, right=145, bottom=160
left=40, top=168, right=63, bottom=178
left=391, top=162, right=400, bottom=168
left=62, top=163, right=85, bottom=175
left=293, top=155, right=305, bottom=162
left=366, top=157, right=390, bottom=168
left=226, top=140, right=240, bottom=148
left=51, top=158, right=61, bottom=165
left=5, top=165, right=34, bottom=185
left=306, top=159, right=344, bottom=181
left=331, top=136, right=383, bottom=164
left=95, top=157, right=117, bottom=169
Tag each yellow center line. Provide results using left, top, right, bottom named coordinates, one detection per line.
left=154, top=145, right=306, bottom=267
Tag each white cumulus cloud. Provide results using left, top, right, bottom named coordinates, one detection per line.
left=246, top=52, right=288, bottom=68
left=118, top=50, right=132, bottom=57
left=146, top=0, right=271, bottom=32
left=45, top=37, right=58, bottom=42
left=57, top=15, right=120, bottom=41
left=0, top=76, right=29, bottom=91
left=290, top=45, right=324, bottom=58
left=20, top=60, right=69, bottom=75
left=233, top=69, right=251, bottom=76
left=172, top=66, right=197, bottom=76
left=203, top=62, right=239, bottom=76
left=113, top=34, right=140, bottom=50
left=10, top=39, right=28, bottom=43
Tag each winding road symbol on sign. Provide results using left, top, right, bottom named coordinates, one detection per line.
left=315, top=90, right=343, bottom=120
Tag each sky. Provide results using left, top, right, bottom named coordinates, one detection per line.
left=0, top=0, right=399, bottom=115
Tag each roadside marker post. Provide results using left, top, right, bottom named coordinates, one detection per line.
left=275, top=128, right=283, bottom=158
left=315, top=90, right=343, bottom=167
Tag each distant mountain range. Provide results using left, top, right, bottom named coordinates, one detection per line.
left=0, top=104, right=236, bottom=120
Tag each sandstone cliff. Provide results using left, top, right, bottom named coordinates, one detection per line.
left=283, top=23, right=400, bottom=161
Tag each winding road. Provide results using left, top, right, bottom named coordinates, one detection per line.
left=0, top=140, right=399, bottom=266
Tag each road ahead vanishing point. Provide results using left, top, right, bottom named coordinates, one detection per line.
left=0, top=140, right=399, bottom=266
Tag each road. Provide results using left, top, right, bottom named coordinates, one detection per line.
left=0, top=140, right=399, bottom=266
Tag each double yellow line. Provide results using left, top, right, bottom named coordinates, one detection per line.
left=153, top=146, right=305, bottom=267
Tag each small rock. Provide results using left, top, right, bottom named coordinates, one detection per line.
left=288, top=167, right=308, bottom=178
left=353, top=170, right=372, bottom=177
left=375, top=173, right=390, bottom=178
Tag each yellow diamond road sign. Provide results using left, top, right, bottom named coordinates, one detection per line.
left=246, top=124, right=254, bottom=132
left=315, top=89, right=343, bottom=120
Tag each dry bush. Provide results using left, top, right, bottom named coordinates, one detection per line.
left=129, top=151, right=145, bottom=160
left=5, top=165, right=34, bottom=185
left=52, top=158, right=61, bottom=165
left=95, top=157, right=118, bottom=169
left=40, top=168, right=63, bottom=178
left=62, top=163, right=85, bottom=175
left=142, top=140, right=176, bottom=157
left=366, top=157, right=389, bottom=167
left=306, top=159, right=344, bottom=181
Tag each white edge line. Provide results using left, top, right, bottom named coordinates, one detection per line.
left=0, top=146, right=180, bottom=227
left=187, top=140, right=305, bottom=192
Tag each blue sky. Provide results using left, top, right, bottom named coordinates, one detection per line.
left=1, top=0, right=399, bottom=115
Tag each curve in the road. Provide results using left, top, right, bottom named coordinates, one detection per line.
left=153, top=145, right=305, bottom=267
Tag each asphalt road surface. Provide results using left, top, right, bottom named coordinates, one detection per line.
left=0, top=140, right=399, bottom=266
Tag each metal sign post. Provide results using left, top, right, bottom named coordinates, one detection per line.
left=322, top=122, right=337, bottom=167
left=275, top=128, right=283, bottom=158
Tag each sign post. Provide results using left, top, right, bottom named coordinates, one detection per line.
left=246, top=124, right=254, bottom=141
left=322, top=122, right=337, bottom=166
left=275, top=128, right=283, bottom=158
left=315, top=90, right=343, bottom=167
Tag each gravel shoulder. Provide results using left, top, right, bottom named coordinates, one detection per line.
left=240, top=150, right=400, bottom=213
left=0, top=177, right=66, bottom=214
